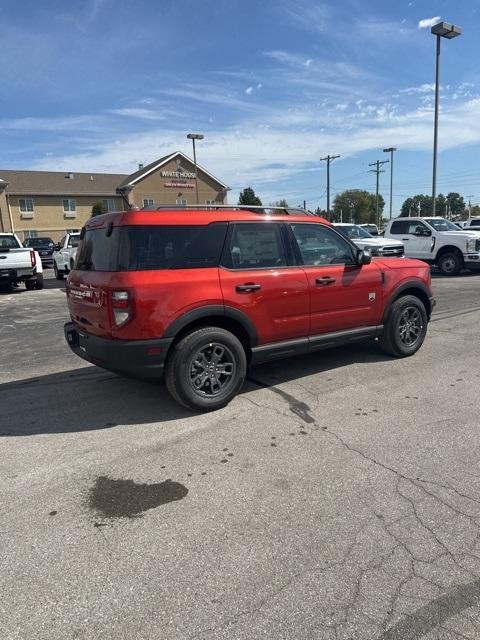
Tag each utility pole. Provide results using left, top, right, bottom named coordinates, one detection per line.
left=320, top=154, right=340, bottom=219
left=368, top=160, right=389, bottom=229
left=383, top=147, right=397, bottom=219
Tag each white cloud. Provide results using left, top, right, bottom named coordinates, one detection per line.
left=109, top=108, right=165, bottom=121
left=29, top=96, right=480, bottom=196
left=400, top=83, right=436, bottom=94
left=418, top=16, right=441, bottom=29
left=305, top=59, right=313, bottom=67
left=245, top=86, right=254, bottom=95
left=256, top=83, right=263, bottom=89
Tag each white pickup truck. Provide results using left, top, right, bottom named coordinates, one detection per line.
left=384, top=216, right=480, bottom=276
left=0, top=233, right=44, bottom=290
left=333, top=223, right=405, bottom=257
left=53, top=233, right=80, bottom=280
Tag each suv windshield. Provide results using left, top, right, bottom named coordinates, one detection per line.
left=424, top=218, right=459, bottom=232
left=335, top=225, right=373, bottom=240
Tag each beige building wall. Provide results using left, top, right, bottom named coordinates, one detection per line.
left=130, top=157, right=227, bottom=208
left=9, top=195, right=124, bottom=241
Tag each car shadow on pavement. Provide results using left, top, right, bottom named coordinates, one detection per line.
left=0, top=342, right=392, bottom=437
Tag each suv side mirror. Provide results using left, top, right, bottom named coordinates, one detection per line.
left=356, top=249, right=372, bottom=266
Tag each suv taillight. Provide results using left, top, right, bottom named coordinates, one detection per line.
left=111, top=290, right=132, bottom=326
left=30, top=250, right=36, bottom=268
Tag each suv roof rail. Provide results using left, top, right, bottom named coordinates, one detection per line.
left=151, top=204, right=317, bottom=217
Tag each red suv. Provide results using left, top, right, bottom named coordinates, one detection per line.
left=64, top=206, right=435, bottom=410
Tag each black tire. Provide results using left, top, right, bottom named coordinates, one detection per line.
left=35, top=273, right=44, bottom=290
left=380, top=295, right=428, bottom=358
left=25, top=279, right=36, bottom=291
left=437, top=251, right=462, bottom=276
left=165, top=327, right=247, bottom=411
left=54, top=262, right=64, bottom=280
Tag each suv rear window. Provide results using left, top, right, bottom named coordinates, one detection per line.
left=76, top=224, right=227, bottom=271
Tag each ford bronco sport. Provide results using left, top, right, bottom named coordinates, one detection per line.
left=64, top=206, right=435, bottom=411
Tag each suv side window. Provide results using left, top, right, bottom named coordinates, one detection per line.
left=222, top=223, right=287, bottom=270
left=290, top=223, right=354, bottom=266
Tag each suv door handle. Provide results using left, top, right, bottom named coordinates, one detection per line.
left=402, top=238, right=409, bottom=241
left=315, top=277, right=336, bottom=286
left=236, top=283, right=262, bottom=292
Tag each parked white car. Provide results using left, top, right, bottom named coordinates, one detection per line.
left=53, top=233, right=80, bottom=280
left=0, top=233, right=44, bottom=289
left=333, top=224, right=404, bottom=257
left=384, top=216, right=480, bottom=276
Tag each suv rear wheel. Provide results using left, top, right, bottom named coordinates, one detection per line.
left=165, top=327, right=247, bottom=411
left=380, top=295, right=428, bottom=357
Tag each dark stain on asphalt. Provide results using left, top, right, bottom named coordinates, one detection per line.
left=247, top=376, right=315, bottom=423
left=89, top=476, right=188, bottom=518
left=381, top=578, right=480, bottom=640
left=49, top=510, right=57, bottom=516
left=220, top=458, right=228, bottom=463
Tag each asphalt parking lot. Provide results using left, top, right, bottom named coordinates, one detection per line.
left=2, top=270, right=480, bottom=640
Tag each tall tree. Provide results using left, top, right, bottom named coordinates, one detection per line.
left=91, top=202, right=107, bottom=217
left=270, top=199, right=288, bottom=207
left=332, top=190, right=383, bottom=224
left=400, top=193, right=465, bottom=218
left=238, top=187, right=262, bottom=206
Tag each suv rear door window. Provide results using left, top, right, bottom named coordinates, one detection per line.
left=76, top=223, right=227, bottom=271
left=222, top=223, right=287, bottom=269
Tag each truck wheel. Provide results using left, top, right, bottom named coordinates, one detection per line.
left=35, top=274, right=44, bottom=290
left=437, top=251, right=462, bottom=276
left=380, top=295, right=428, bottom=358
left=25, top=279, right=36, bottom=291
left=165, top=327, right=247, bottom=411
left=54, top=262, right=64, bottom=280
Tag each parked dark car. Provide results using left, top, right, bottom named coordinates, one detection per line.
left=23, top=237, right=55, bottom=267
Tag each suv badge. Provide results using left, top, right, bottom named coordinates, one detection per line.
left=369, top=292, right=376, bottom=302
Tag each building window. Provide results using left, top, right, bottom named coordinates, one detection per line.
left=176, top=199, right=187, bottom=207
left=143, top=198, right=155, bottom=208
left=19, top=198, right=34, bottom=218
left=205, top=200, right=216, bottom=205
left=102, top=199, right=115, bottom=212
left=63, top=199, right=76, bottom=218
left=66, top=228, right=79, bottom=234
left=23, top=230, right=38, bottom=239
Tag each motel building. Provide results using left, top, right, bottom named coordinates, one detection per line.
left=0, top=152, right=229, bottom=242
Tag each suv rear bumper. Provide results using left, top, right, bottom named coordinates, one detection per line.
left=64, top=322, right=173, bottom=379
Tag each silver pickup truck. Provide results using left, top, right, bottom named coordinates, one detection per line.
left=0, top=233, right=44, bottom=290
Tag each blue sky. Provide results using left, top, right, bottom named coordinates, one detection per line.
left=1, top=0, right=479, bottom=213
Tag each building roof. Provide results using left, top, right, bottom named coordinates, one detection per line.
left=118, top=151, right=229, bottom=190
left=0, top=152, right=229, bottom=196
left=0, top=169, right=127, bottom=196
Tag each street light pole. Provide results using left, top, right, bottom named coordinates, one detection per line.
left=383, top=147, right=397, bottom=220
left=430, top=21, right=461, bottom=216
left=187, top=133, right=204, bottom=205
left=368, top=160, right=389, bottom=229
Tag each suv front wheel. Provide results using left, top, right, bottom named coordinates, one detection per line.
left=380, top=295, right=428, bottom=357
left=165, top=327, right=247, bottom=411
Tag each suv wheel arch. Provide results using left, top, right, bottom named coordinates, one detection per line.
left=164, top=305, right=258, bottom=352
left=382, top=283, right=433, bottom=323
